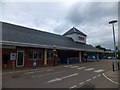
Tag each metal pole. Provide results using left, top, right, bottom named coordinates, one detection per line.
left=109, top=20, right=118, bottom=71
left=53, top=45, right=56, bottom=67
left=112, top=23, right=117, bottom=70
left=118, top=61, right=120, bottom=70
left=112, top=61, right=115, bottom=71
left=54, top=54, right=55, bottom=66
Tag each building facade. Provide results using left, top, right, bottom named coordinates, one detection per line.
left=1, top=22, right=103, bottom=69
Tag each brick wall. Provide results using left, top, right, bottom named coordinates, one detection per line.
left=2, top=46, right=56, bottom=69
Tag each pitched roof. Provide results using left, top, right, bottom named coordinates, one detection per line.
left=1, top=22, right=103, bottom=52
left=63, top=27, right=87, bottom=36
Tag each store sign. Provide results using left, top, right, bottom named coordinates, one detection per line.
left=78, top=36, right=84, bottom=41
left=10, top=53, right=16, bottom=60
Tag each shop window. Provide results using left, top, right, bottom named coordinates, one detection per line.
left=29, top=49, right=43, bottom=60
left=28, top=49, right=34, bottom=59
left=36, top=49, right=43, bottom=59
left=47, top=50, right=53, bottom=60
left=2, top=54, right=9, bottom=64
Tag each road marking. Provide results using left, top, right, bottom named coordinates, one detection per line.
left=70, top=85, right=77, bottom=88
left=70, top=66, right=79, bottom=68
left=94, top=69, right=104, bottom=73
left=77, top=67, right=86, bottom=69
left=3, top=68, right=46, bottom=75
left=47, top=78, right=62, bottom=83
left=24, top=69, right=54, bottom=74
left=97, top=74, right=101, bottom=77
left=31, top=70, right=66, bottom=78
left=47, top=73, right=79, bottom=83
left=85, top=68, right=95, bottom=71
left=24, top=70, right=44, bottom=74
left=92, top=76, right=97, bottom=79
left=103, top=73, right=119, bottom=85
left=60, top=73, right=79, bottom=79
left=64, top=65, right=73, bottom=67
left=46, top=69, right=54, bottom=71
left=24, top=72, right=34, bottom=74
left=79, top=82, right=85, bottom=85
left=86, top=79, right=92, bottom=82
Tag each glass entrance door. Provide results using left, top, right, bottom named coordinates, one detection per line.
left=17, top=51, right=24, bottom=67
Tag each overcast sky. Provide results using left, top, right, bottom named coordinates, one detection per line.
left=1, top=0, right=119, bottom=49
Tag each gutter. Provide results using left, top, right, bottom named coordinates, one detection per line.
left=1, top=40, right=104, bottom=53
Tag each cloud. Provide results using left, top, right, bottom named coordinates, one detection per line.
left=1, top=1, right=118, bottom=49
left=66, top=2, right=118, bottom=26
left=65, top=2, right=118, bottom=49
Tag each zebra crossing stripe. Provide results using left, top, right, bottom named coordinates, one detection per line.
left=94, top=69, right=104, bottom=73
left=77, top=67, right=86, bottom=69
left=64, top=65, right=73, bottom=67
left=70, top=66, right=79, bottom=68
left=85, top=68, right=95, bottom=71
left=70, top=85, right=77, bottom=88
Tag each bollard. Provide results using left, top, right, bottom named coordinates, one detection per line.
left=67, top=59, right=69, bottom=64
left=13, top=60, right=15, bottom=70
left=112, top=62, right=115, bottom=71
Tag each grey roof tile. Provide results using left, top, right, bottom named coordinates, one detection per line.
left=2, top=22, right=103, bottom=52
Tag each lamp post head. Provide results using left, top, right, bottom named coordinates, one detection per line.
left=53, top=45, right=56, bottom=49
left=109, top=20, right=117, bottom=24
left=53, top=45, right=56, bottom=52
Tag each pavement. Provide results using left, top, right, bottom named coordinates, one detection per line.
left=104, top=69, right=120, bottom=85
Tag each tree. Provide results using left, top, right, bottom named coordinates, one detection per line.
left=95, top=45, right=107, bottom=51
left=95, top=45, right=114, bottom=59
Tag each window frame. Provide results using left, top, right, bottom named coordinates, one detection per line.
left=28, top=49, right=44, bottom=60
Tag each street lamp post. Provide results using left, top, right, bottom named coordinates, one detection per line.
left=109, top=20, right=118, bottom=71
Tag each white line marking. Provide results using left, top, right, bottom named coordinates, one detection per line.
left=47, top=73, right=79, bottom=83
left=60, top=73, right=79, bottom=79
left=31, top=70, right=66, bottom=78
left=79, top=82, right=85, bottom=85
left=94, top=69, right=104, bottom=73
left=77, top=67, right=86, bottom=69
left=3, top=68, right=45, bottom=75
left=46, top=69, right=54, bottom=71
left=47, top=78, right=62, bottom=83
left=86, top=79, right=92, bottom=82
left=70, top=85, right=77, bottom=88
left=24, top=69, right=54, bottom=74
left=64, top=65, right=73, bottom=67
left=97, top=74, right=101, bottom=77
left=92, top=76, right=97, bottom=79
left=70, top=66, right=79, bottom=68
left=24, top=72, right=34, bottom=74
left=24, top=70, right=45, bottom=74
left=85, top=68, right=95, bottom=71
left=103, top=73, right=119, bottom=85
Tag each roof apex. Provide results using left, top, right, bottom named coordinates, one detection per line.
left=63, top=27, right=87, bottom=36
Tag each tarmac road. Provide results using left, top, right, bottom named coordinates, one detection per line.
left=2, top=60, right=119, bottom=88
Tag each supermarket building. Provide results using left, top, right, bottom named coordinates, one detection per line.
left=1, top=22, right=103, bottom=68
